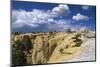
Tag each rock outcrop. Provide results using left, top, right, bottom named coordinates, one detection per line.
left=32, top=36, right=47, bottom=64
left=32, top=35, right=57, bottom=64
left=12, top=32, right=86, bottom=65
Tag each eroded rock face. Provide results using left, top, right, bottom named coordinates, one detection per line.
left=32, top=35, right=57, bottom=64
left=12, top=33, right=58, bottom=65
left=12, top=32, right=84, bottom=65
left=48, top=39, right=57, bottom=58
left=32, top=36, right=47, bottom=64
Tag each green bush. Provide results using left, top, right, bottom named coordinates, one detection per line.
left=65, top=45, right=68, bottom=49
left=12, top=47, right=26, bottom=65
left=12, top=35, right=33, bottom=66
left=12, top=41, right=27, bottom=65
left=14, top=40, right=24, bottom=50
left=13, top=32, right=20, bottom=35
left=67, top=29, right=71, bottom=33
left=59, top=48, right=64, bottom=54
left=72, top=34, right=83, bottom=47
left=21, top=35, right=32, bottom=51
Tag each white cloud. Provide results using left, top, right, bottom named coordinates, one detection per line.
left=12, top=9, right=87, bottom=32
left=12, top=4, right=70, bottom=29
left=12, top=9, right=73, bottom=31
left=12, top=4, right=91, bottom=32
left=52, top=4, right=70, bottom=16
left=82, top=6, right=90, bottom=10
left=12, top=9, right=55, bottom=28
left=12, top=4, right=82, bottom=32
left=72, top=13, right=89, bottom=21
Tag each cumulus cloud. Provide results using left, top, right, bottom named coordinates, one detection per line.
left=13, top=4, right=91, bottom=32
left=12, top=4, right=70, bottom=32
left=82, top=6, right=90, bottom=10
left=52, top=4, right=70, bottom=16
left=72, top=13, right=89, bottom=21
left=12, top=4, right=92, bottom=32
left=12, top=9, right=55, bottom=28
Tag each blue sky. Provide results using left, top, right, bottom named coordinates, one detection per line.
left=12, top=1, right=96, bottom=32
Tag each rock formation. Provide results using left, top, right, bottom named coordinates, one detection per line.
left=32, top=36, right=47, bottom=64
left=12, top=32, right=86, bottom=65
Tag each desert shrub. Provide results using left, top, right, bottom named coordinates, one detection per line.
left=72, top=34, right=83, bottom=47
left=73, top=39, right=83, bottom=47
left=65, top=45, right=68, bottom=49
left=73, top=38, right=81, bottom=42
left=59, top=48, right=64, bottom=54
left=67, top=29, right=72, bottom=33
left=21, top=35, right=33, bottom=51
left=13, top=32, right=20, bottom=35
left=14, top=40, right=24, bottom=50
left=49, top=32, right=53, bottom=35
left=12, top=41, right=27, bottom=66
left=66, top=52, right=72, bottom=55
left=12, top=47, right=26, bottom=65
left=12, top=35, right=33, bottom=66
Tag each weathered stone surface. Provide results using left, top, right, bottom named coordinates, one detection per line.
left=32, top=35, right=57, bottom=64
left=32, top=36, right=47, bottom=64
left=12, top=32, right=89, bottom=65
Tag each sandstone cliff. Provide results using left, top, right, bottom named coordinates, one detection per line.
left=12, top=32, right=95, bottom=65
